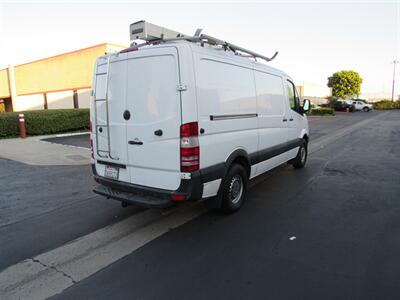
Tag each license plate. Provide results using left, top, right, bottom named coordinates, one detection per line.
left=104, top=165, right=119, bottom=180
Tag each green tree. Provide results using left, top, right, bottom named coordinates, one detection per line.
left=327, top=70, right=363, bottom=98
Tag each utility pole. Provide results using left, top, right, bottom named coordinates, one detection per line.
left=392, top=60, right=399, bottom=101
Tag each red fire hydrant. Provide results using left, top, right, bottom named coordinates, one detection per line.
left=18, top=113, right=26, bottom=139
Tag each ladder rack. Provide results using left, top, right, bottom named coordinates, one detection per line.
left=93, top=55, right=119, bottom=160
left=129, top=21, right=278, bottom=63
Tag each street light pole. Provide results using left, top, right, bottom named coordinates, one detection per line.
left=392, top=59, right=399, bottom=101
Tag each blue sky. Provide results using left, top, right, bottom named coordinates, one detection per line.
left=0, top=0, right=399, bottom=97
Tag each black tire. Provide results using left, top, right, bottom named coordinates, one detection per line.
left=363, top=107, right=369, bottom=112
left=220, top=164, right=248, bottom=214
left=291, top=140, right=308, bottom=169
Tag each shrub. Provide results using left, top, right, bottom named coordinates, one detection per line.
left=373, top=100, right=400, bottom=110
left=0, top=109, right=89, bottom=138
left=309, top=107, right=334, bottom=116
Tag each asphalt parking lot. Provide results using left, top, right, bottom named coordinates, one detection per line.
left=1, top=110, right=399, bottom=299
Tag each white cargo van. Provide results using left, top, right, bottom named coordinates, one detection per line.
left=90, top=21, right=310, bottom=213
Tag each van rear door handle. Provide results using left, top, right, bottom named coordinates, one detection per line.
left=154, top=129, right=163, bottom=136
left=289, top=118, right=294, bottom=121
left=128, top=140, right=143, bottom=145
left=282, top=118, right=288, bottom=122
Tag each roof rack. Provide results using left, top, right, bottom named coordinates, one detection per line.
left=129, top=21, right=278, bottom=63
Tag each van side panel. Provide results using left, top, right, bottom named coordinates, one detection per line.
left=253, top=70, right=289, bottom=177
left=194, top=55, right=258, bottom=175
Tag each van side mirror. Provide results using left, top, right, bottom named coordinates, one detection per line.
left=302, top=99, right=311, bottom=113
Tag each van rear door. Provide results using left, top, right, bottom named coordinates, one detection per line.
left=93, top=55, right=130, bottom=184
left=125, top=47, right=182, bottom=190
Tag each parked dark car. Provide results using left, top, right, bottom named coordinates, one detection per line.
left=331, top=100, right=355, bottom=112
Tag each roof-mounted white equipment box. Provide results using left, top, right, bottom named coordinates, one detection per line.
left=128, top=20, right=278, bottom=62
left=130, top=20, right=187, bottom=41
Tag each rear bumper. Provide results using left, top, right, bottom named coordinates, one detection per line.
left=92, top=164, right=203, bottom=208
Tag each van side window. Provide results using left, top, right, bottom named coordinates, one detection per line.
left=287, top=83, right=295, bottom=110
left=287, top=80, right=300, bottom=113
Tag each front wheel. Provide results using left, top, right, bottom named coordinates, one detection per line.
left=363, top=107, right=370, bottom=112
left=291, top=140, right=308, bottom=169
left=220, top=164, right=248, bottom=214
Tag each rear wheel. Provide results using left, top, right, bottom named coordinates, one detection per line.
left=291, top=140, right=308, bottom=169
left=220, top=164, right=248, bottom=214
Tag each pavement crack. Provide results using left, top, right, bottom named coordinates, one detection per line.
left=32, top=258, right=77, bottom=284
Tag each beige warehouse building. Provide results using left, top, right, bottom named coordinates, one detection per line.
left=296, top=82, right=332, bottom=104
left=0, top=43, right=126, bottom=112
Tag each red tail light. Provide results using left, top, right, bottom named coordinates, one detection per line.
left=180, top=122, right=199, bottom=172
left=170, top=194, right=186, bottom=201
